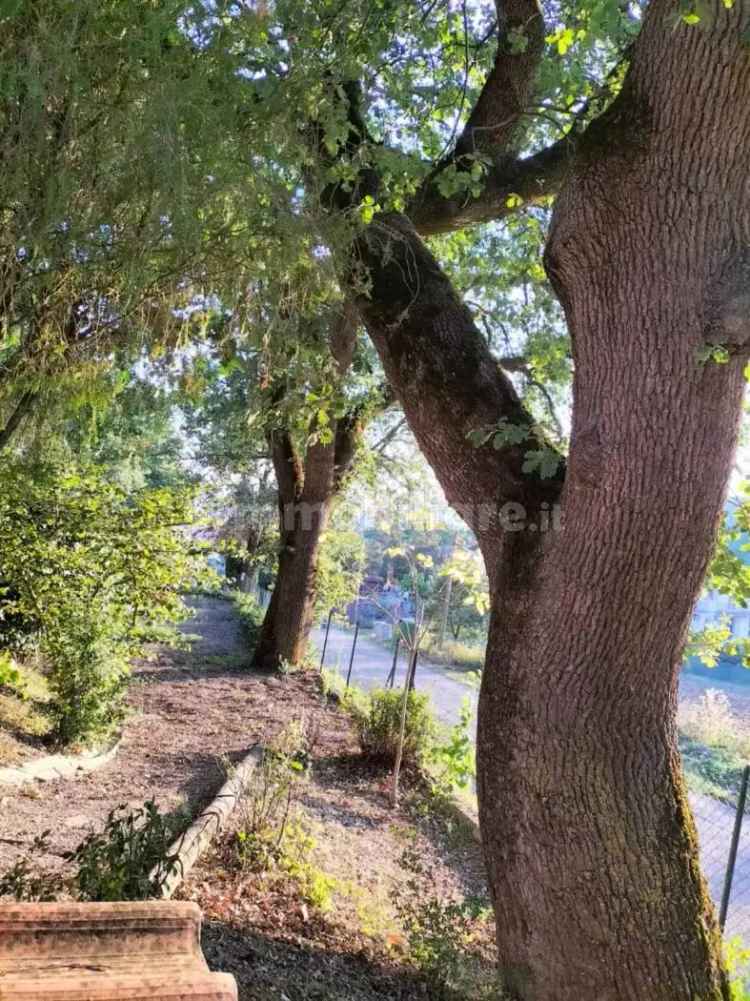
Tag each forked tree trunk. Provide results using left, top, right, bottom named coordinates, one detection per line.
left=478, top=8, right=750, bottom=996
left=350, top=2, right=750, bottom=994
left=252, top=305, right=361, bottom=671
left=252, top=495, right=333, bottom=669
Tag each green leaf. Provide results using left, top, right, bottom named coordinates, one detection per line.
left=522, top=448, right=562, bottom=480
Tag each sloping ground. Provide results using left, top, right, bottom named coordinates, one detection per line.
left=0, top=666, right=53, bottom=768
left=180, top=728, right=494, bottom=1001
left=0, top=597, right=316, bottom=872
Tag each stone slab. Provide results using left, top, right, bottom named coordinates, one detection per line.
left=0, top=902, right=237, bottom=1000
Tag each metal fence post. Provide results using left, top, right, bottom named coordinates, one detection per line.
left=720, top=764, right=750, bottom=931
left=345, top=620, right=360, bottom=688
left=386, top=634, right=400, bottom=688
left=319, top=608, right=334, bottom=672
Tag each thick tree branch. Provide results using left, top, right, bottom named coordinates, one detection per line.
left=269, top=429, right=303, bottom=507
left=0, top=390, right=36, bottom=450
left=351, top=213, right=564, bottom=557
left=372, top=415, right=407, bottom=454
left=410, top=132, right=575, bottom=236
left=453, top=0, right=545, bottom=160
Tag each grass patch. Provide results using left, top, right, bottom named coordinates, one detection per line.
left=0, top=661, right=52, bottom=764
left=680, top=735, right=749, bottom=805
left=421, top=639, right=485, bottom=674
left=679, top=689, right=750, bottom=807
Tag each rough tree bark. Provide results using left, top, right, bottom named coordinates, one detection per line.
left=336, top=0, right=750, bottom=996
left=252, top=304, right=367, bottom=670
left=252, top=418, right=360, bottom=669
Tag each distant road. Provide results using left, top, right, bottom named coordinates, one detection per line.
left=313, top=622, right=478, bottom=730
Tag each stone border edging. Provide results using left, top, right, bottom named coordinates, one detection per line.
left=0, top=739, right=120, bottom=788
left=157, top=746, right=263, bottom=899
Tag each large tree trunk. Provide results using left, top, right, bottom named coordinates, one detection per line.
left=477, top=7, right=750, bottom=996
left=349, top=3, right=750, bottom=994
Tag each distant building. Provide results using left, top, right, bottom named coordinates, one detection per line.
left=693, top=590, right=750, bottom=640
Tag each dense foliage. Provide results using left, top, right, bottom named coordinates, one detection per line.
left=0, top=460, right=203, bottom=743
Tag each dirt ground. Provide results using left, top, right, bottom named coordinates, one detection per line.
left=180, top=711, right=493, bottom=1001
left=1, top=596, right=316, bottom=869
left=0, top=595, right=495, bottom=1001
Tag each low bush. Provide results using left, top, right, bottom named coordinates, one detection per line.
left=428, top=698, right=476, bottom=797
left=392, top=847, right=496, bottom=1000
left=279, top=819, right=336, bottom=912
left=68, top=802, right=185, bottom=901
left=352, top=687, right=436, bottom=768
left=234, top=721, right=309, bottom=871
left=232, top=721, right=335, bottom=912
left=0, top=653, right=52, bottom=765
left=0, top=460, right=205, bottom=745
left=0, top=802, right=184, bottom=902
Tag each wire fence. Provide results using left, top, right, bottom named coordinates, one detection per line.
left=692, top=768, right=750, bottom=943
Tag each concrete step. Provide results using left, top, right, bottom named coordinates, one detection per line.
left=0, top=902, right=237, bottom=1001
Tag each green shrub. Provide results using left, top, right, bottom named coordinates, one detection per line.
left=0, top=651, right=25, bottom=694
left=279, top=820, right=336, bottom=912
left=726, top=936, right=750, bottom=1000
left=0, top=803, right=184, bottom=902
left=353, top=688, right=436, bottom=768
left=65, top=802, right=184, bottom=901
left=0, top=460, right=205, bottom=745
left=234, top=722, right=309, bottom=870
left=392, top=847, right=496, bottom=1000
left=231, top=592, right=265, bottom=651
left=428, top=698, right=476, bottom=796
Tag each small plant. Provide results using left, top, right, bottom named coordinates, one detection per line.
left=0, top=832, right=67, bottom=901
left=280, top=820, right=336, bottom=912
left=0, top=651, right=25, bottom=694
left=392, top=847, right=495, bottom=1000
left=428, top=698, right=476, bottom=798
left=353, top=687, right=436, bottom=768
left=0, top=803, right=184, bottom=903
left=65, top=802, right=184, bottom=901
left=234, top=722, right=309, bottom=871
left=232, top=723, right=335, bottom=913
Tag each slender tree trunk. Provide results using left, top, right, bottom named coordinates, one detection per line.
left=437, top=574, right=452, bottom=649
left=252, top=304, right=370, bottom=670
left=252, top=498, right=333, bottom=669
